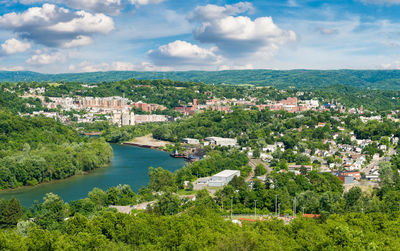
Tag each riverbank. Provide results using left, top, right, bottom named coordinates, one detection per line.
left=0, top=164, right=111, bottom=193
left=123, top=134, right=172, bottom=149
left=0, top=144, right=186, bottom=207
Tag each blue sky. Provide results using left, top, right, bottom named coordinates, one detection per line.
left=0, top=0, right=400, bottom=73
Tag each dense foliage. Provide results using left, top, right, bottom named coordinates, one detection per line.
left=0, top=111, right=113, bottom=189
left=0, top=190, right=400, bottom=250
left=2, top=69, right=400, bottom=90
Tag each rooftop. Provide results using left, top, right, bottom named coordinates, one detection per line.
left=212, top=170, right=240, bottom=178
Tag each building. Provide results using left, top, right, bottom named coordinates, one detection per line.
left=112, top=109, right=135, bottom=127
left=204, top=137, right=237, bottom=147
left=134, top=114, right=168, bottom=124
left=208, top=170, right=240, bottom=187
left=182, top=138, right=200, bottom=145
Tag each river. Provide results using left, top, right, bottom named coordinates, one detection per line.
left=0, top=144, right=186, bottom=207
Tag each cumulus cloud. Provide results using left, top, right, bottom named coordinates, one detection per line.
left=26, top=51, right=66, bottom=65
left=0, top=4, right=114, bottom=47
left=148, top=40, right=222, bottom=66
left=1, top=38, right=31, bottom=54
left=188, top=2, right=254, bottom=22
left=18, top=0, right=124, bottom=15
left=359, top=0, right=400, bottom=5
left=188, top=2, right=296, bottom=57
left=62, top=35, right=93, bottom=48
left=68, top=61, right=171, bottom=72
left=130, top=0, right=165, bottom=6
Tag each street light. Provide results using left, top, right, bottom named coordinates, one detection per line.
left=231, top=196, right=233, bottom=219
left=278, top=203, right=280, bottom=217
left=293, top=197, right=296, bottom=217
left=254, top=200, right=257, bottom=218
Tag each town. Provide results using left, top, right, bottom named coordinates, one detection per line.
left=16, top=84, right=400, bottom=192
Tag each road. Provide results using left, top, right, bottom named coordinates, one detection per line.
left=362, top=147, right=396, bottom=175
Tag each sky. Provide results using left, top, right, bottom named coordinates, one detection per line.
left=0, top=0, right=400, bottom=73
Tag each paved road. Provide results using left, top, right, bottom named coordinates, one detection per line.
left=362, top=147, right=395, bottom=175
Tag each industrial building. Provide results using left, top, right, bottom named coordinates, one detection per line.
left=204, top=137, right=237, bottom=147
left=208, top=170, right=240, bottom=187
left=182, top=138, right=200, bottom=145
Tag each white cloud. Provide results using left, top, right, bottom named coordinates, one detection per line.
left=130, top=0, right=165, bottom=6
left=287, top=0, right=299, bottom=7
left=0, top=4, right=114, bottom=47
left=381, top=60, right=400, bottom=69
left=26, top=51, right=66, bottom=65
left=148, top=40, right=222, bottom=66
left=18, top=0, right=123, bottom=15
left=218, top=64, right=254, bottom=70
left=62, top=35, right=93, bottom=48
left=188, top=2, right=254, bottom=22
left=318, top=28, right=339, bottom=35
left=359, top=0, right=400, bottom=5
left=0, top=65, right=25, bottom=71
left=189, top=2, right=296, bottom=57
left=68, top=61, right=171, bottom=72
left=1, top=38, right=31, bottom=54
left=49, top=11, right=114, bottom=33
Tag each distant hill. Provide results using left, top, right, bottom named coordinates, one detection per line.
left=1, top=69, right=400, bottom=90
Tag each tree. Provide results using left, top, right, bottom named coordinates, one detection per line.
left=378, top=162, right=394, bottom=187
left=148, top=167, right=176, bottom=192
left=253, top=149, right=261, bottom=159
left=0, top=198, right=22, bottom=228
left=344, top=187, right=362, bottom=210
left=154, top=193, right=181, bottom=215
left=254, top=163, right=267, bottom=176
left=35, top=193, right=65, bottom=229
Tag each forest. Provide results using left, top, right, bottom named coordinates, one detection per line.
left=3, top=78, right=400, bottom=112
left=0, top=111, right=113, bottom=189
left=2, top=69, right=400, bottom=90
left=0, top=155, right=399, bottom=250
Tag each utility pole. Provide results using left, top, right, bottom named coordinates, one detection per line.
left=302, top=207, right=305, bottom=216
left=293, top=197, right=296, bottom=217
left=254, top=200, right=257, bottom=218
left=231, top=196, right=233, bottom=219
left=275, top=195, right=278, bottom=217
left=278, top=203, right=280, bottom=217
left=221, top=194, right=224, bottom=212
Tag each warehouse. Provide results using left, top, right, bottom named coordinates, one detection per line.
left=208, top=170, right=240, bottom=187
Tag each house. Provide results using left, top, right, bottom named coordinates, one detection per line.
left=276, top=142, right=285, bottom=149
left=343, top=171, right=361, bottom=181
left=263, top=144, right=277, bottom=152
left=208, top=170, right=240, bottom=187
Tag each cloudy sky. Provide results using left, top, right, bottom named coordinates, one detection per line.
left=0, top=0, right=400, bottom=73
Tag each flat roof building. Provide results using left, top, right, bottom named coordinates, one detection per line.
left=204, top=137, right=237, bottom=147
left=208, top=170, right=240, bottom=187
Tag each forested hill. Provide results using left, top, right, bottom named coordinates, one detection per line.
left=1, top=69, right=400, bottom=90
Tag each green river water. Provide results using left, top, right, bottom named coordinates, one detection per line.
left=0, top=144, right=186, bottom=207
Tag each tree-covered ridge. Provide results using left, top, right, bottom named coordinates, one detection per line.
left=0, top=86, right=43, bottom=114
left=5, top=77, right=400, bottom=112
left=0, top=111, right=113, bottom=189
left=2, top=69, right=400, bottom=90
